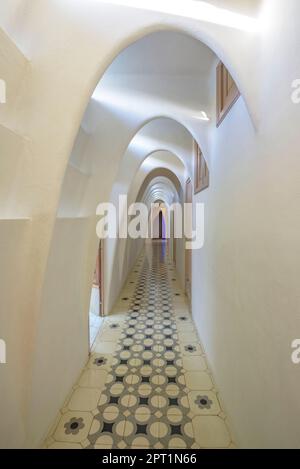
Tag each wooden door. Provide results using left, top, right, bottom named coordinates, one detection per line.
left=93, top=241, right=104, bottom=316
left=99, top=241, right=104, bottom=316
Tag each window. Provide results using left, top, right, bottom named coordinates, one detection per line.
left=216, top=61, right=240, bottom=126
left=194, top=141, right=209, bottom=194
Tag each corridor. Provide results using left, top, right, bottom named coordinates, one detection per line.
left=44, top=242, right=234, bottom=449
left=1, top=0, right=300, bottom=451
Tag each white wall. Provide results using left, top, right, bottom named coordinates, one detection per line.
left=27, top=217, right=93, bottom=444
left=192, top=0, right=300, bottom=448
left=0, top=219, right=31, bottom=447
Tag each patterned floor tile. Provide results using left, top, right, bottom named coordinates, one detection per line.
left=182, top=355, right=207, bottom=371
left=180, top=342, right=203, bottom=356
left=45, top=242, right=234, bottom=449
left=67, top=387, right=102, bottom=412
left=87, top=353, right=112, bottom=371
left=78, top=369, right=108, bottom=389
left=192, top=416, right=231, bottom=448
left=185, top=371, right=213, bottom=390
left=53, top=411, right=94, bottom=443
left=178, top=332, right=199, bottom=343
left=48, top=442, right=82, bottom=449
left=188, top=390, right=221, bottom=415
left=93, top=340, right=118, bottom=354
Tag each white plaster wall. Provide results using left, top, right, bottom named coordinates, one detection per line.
left=27, top=217, right=96, bottom=444
left=0, top=0, right=27, bottom=35
left=0, top=219, right=31, bottom=447
left=192, top=0, right=300, bottom=448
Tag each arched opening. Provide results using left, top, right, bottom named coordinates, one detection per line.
left=52, top=28, right=246, bottom=331
left=133, top=161, right=183, bottom=269
left=150, top=201, right=167, bottom=240
left=159, top=210, right=164, bottom=239
left=33, top=23, right=254, bottom=451
left=3, top=0, right=285, bottom=452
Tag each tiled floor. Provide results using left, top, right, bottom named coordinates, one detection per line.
left=45, top=242, right=235, bottom=449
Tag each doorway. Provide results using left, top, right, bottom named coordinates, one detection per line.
left=89, top=241, right=104, bottom=348
left=151, top=203, right=167, bottom=240
left=159, top=210, right=164, bottom=239
left=185, top=178, right=192, bottom=305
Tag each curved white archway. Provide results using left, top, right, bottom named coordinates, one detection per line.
left=0, top=3, right=260, bottom=448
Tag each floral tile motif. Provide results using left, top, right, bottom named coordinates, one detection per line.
left=188, top=391, right=221, bottom=415
left=180, top=343, right=203, bottom=356
left=184, top=344, right=197, bottom=353
left=87, top=353, right=112, bottom=370
left=194, top=395, right=213, bottom=409
left=64, top=417, right=85, bottom=435
left=53, top=411, right=93, bottom=443
left=46, top=244, right=234, bottom=449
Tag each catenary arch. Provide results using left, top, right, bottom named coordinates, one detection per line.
left=105, top=147, right=187, bottom=312
left=58, top=21, right=257, bottom=220
left=57, top=20, right=257, bottom=222
left=5, top=2, right=261, bottom=448
left=31, top=24, right=257, bottom=444
left=136, top=168, right=183, bottom=203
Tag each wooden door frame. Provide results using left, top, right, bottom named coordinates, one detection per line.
left=93, top=240, right=105, bottom=317
left=89, top=241, right=105, bottom=352
left=99, top=240, right=105, bottom=317
left=185, top=178, right=192, bottom=306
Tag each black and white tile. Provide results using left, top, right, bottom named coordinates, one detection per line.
left=45, top=243, right=235, bottom=449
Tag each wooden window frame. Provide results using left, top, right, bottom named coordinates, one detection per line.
left=216, top=61, right=240, bottom=127
left=194, top=140, right=209, bottom=194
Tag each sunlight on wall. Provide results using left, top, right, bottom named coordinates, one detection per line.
left=192, top=111, right=210, bottom=121
left=95, top=0, right=260, bottom=32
